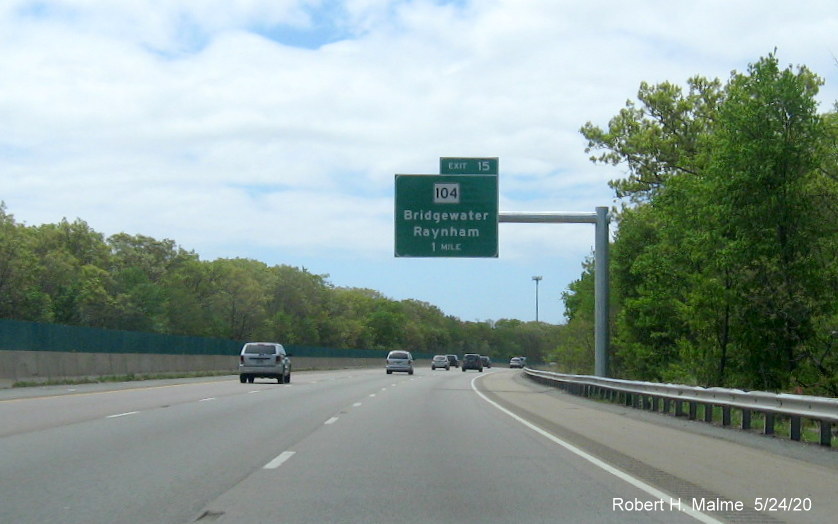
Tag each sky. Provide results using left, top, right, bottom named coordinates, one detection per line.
left=2, top=1, right=837, bottom=325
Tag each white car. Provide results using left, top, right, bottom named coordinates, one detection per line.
left=509, top=357, right=524, bottom=369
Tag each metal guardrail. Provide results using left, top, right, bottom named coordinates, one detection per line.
left=524, top=368, right=838, bottom=447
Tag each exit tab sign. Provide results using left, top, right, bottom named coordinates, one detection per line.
left=440, top=157, right=498, bottom=175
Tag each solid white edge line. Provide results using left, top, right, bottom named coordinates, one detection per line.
left=470, top=375, right=722, bottom=524
left=264, top=451, right=295, bottom=469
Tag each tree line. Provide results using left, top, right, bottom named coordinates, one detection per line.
left=557, top=53, right=838, bottom=395
left=0, top=204, right=560, bottom=361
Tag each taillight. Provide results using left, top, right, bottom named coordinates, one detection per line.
left=240, top=355, right=244, bottom=364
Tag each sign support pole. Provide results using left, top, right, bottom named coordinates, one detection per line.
left=499, top=207, right=610, bottom=377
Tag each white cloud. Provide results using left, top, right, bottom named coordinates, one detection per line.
left=2, top=0, right=837, bottom=321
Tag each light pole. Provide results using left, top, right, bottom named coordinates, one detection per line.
left=532, top=276, right=542, bottom=322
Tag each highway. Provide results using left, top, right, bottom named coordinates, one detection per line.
left=1, top=368, right=836, bottom=523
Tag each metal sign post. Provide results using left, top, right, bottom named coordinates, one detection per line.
left=499, top=208, right=610, bottom=377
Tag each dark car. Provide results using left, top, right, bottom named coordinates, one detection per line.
left=461, top=353, right=483, bottom=372
left=446, top=354, right=460, bottom=368
left=480, top=355, right=492, bottom=368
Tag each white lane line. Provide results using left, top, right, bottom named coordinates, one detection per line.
left=369, top=393, right=376, bottom=398
left=324, top=417, right=339, bottom=425
left=199, top=397, right=216, bottom=402
left=248, top=390, right=261, bottom=394
left=107, top=411, right=139, bottom=418
left=264, top=451, right=295, bottom=469
left=353, top=402, right=363, bottom=407
left=470, top=375, right=722, bottom=524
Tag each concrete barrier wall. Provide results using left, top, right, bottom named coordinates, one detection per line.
left=0, top=350, right=403, bottom=385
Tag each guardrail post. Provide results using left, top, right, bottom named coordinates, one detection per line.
left=722, top=406, right=731, bottom=426
left=790, top=416, right=802, bottom=441
left=764, top=413, right=775, bottom=435
left=703, top=404, right=713, bottom=423
left=820, top=421, right=832, bottom=447
left=741, top=409, right=751, bottom=430
left=688, top=402, right=697, bottom=420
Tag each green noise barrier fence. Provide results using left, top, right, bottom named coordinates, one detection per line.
left=0, top=318, right=427, bottom=360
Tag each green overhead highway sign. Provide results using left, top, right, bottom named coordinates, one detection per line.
left=440, top=157, right=498, bottom=175
left=395, top=174, right=498, bottom=258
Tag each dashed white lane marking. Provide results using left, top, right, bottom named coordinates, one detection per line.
left=264, top=451, right=295, bottom=469
left=369, top=393, right=376, bottom=397
left=353, top=402, right=363, bottom=407
left=107, top=411, right=139, bottom=418
left=324, top=417, right=339, bottom=425
left=199, top=397, right=215, bottom=402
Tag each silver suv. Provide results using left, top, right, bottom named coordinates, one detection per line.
left=385, top=350, right=414, bottom=375
left=239, top=342, right=291, bottom=384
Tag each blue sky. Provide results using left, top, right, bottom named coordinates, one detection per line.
left=2, top=0, right=837, bottom=324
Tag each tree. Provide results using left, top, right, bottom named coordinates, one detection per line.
left=0, top=203, right=48, bottom=320
left=577, top=52, right=838, bottom=392
left=706, top=53, right=831, bottom=389
left=581, top=77, right=723, bottom=202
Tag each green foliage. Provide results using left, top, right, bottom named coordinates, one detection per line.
left=0, top=201, right=561, bottom=361
left=571, top=52, right=838, bottom=394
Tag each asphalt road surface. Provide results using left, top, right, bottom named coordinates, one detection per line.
left=1, top=368, right=835, bottom=523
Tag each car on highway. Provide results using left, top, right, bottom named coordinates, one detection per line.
left=386, top=350, right=414, bottom=374
left=446, top=354, right=460, bottom=368
left=509, top=357, right=524, bottom=368
left=431, top=354, right=450, bottom=370
left=239, top=342, right=291, bottom=384
left=461, top=353, right=483, bottom=372
left=480, top=355, right=492, bottom=368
